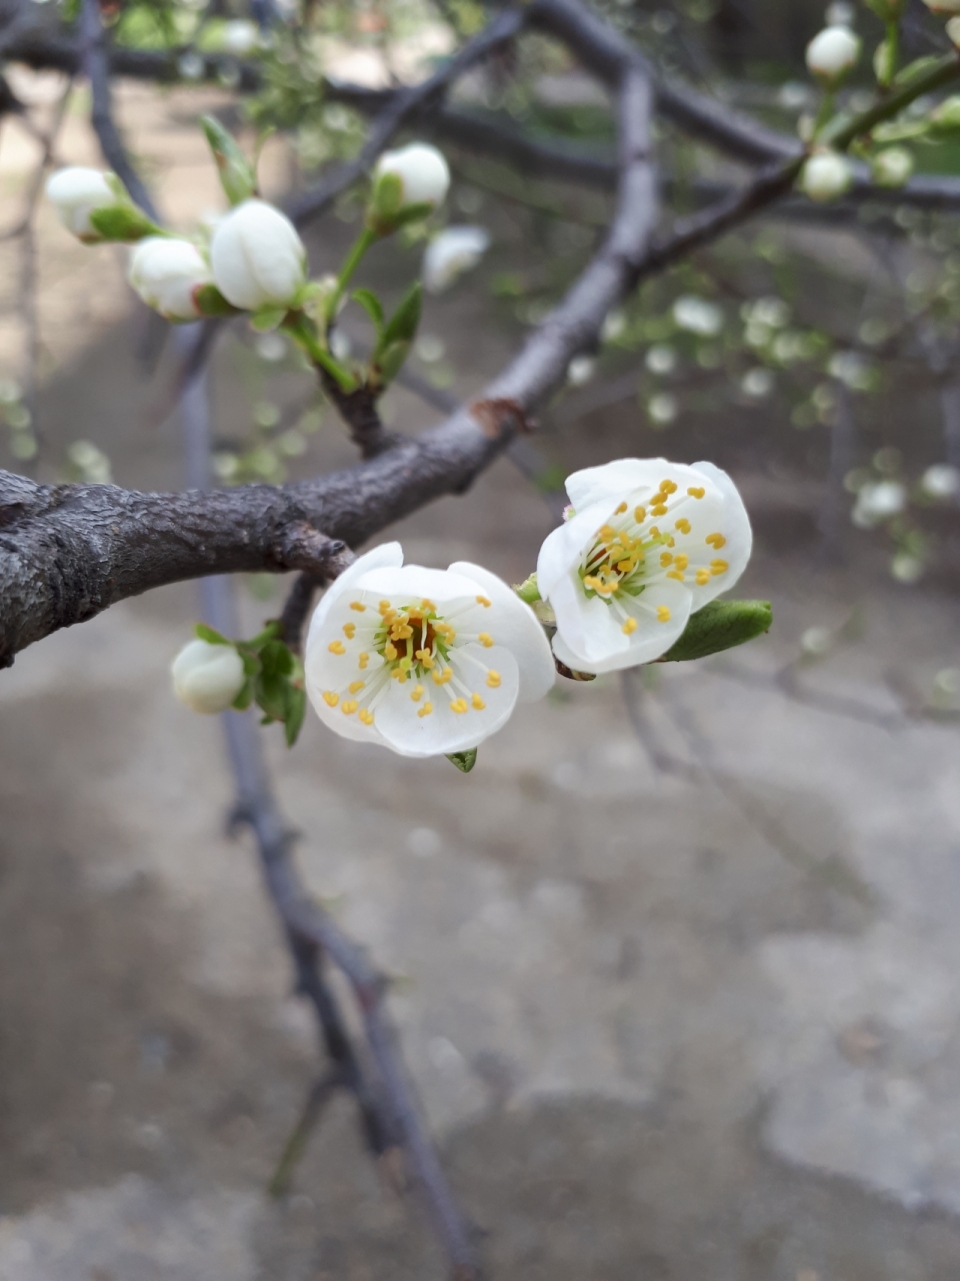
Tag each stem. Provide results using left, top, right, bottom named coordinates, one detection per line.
left=324, top=225, right=378, bottom=326
left=882, top=20, right=899, bottom=90
left=812, top=89, right=836, bottom=141
left=283, top=313, right=357, bottom=393
left=824, top=50, right=960, bottom=152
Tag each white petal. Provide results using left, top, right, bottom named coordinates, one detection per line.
left=535, top=498, right=615, bottom=599
left=564, top=458, right=670, bottom=512
left=447, top=561, right=555, bottom=703
left=375, top=644, right=519, bottom=758
left=552, top=580, right=692, bottom=674
left=305, top=542, right=403, bottom=655
left=686, top=460, right=753, bottom=608
left=356, top=564, right=480, bottom=603
left=548, top=567, right=628, bottom=664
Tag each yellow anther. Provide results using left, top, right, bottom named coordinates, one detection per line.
left=711, top=559, right=729, bottom=575
left=706, top=532, right=727, bottom=549
left=666, top=570, right=685, bottom=582
left=486, top=670, right=501, bottom=689
left=322, top=690, right=339, bottom=707
left=341, top=700, right=358, bottom=716
left=666, top=535, right=675, bottom=548
left=598, top=524, right=616, bottom=542
left=651, top=504, right=668, bottom=518
left=471, top=693, right=486, bottom=710
left=391, top=623, right=414, bottom=640
left=384, top=642, right=398, bottom=661
left=433, top=666, right=453, bottom=686
left=687, top=486, right=705, bottom=499
left=410, top=685, right=424, bottom=702
left=634, top=505, right=647, bottom=524
left=696, top=568, right=711, bottom=585
left=597, top=581, right=617, bottom=595
left=656, top=605, right=671, bottom=623
left=649, top=526, right=661, bottom=539
left=660, top=551, right=673, bottom=567
left=358, top=652, right=370, bottom=669
left=622, top=617, right=638, bottom=635
left=358, top=709, right=375, bottom=726
left=349, top=680, right=366, bottom=694
left=675, top=518, right=691, bottom=535
left=615, top=501, right=628, bottom=514
left=478, top=632, right=494, bottom=648
left=378, top=600, right=392, bottom=614
left=476, top=595, right=491, bottom=608
left=416, top=649, right=435, bottom=668
left=450, top=698, right=469, bottom=714
left=342, top=623, right=356, bottom=639
left=584, top=575, right=602, bottom=591
left=397, top=669, right=408, bottom=684
left=421, top=598, right=436, bottom=612
left=417, top=702, right=433, bottom=718
left=659, top=479, right=678, bottom=495
left=674, top=554, right=689, bottom=571
left=350, top=601, right=366, bottom=613
left=616, top=559, right=636, bottom=574
left=328, top=640, right=346, bottom=655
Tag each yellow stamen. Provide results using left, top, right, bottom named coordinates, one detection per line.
left=615, top=501, right=628, bottom=514
left=476, top=595, right=491, bottom=608
left=384, top=642, right=398, bottom=661
left=675, top=518, right=691, bottom=535
left=666, top=535, right=675, bottom=548
left=660, top=479, right=678, bottom=494
left=711, top=559, right=729, bottom=575
left=450, top=698, right=469, bottom=714
left=410, top=685, right=424, bottom=703
left=696, top=568, right=711, bottom=585
left=649, top=526, right=661, bottom=539
left=417, top=702, right=433, bottom=718
left=378, top=600, right=392, bottom=615
left=687, top=486, right=705, bottom=499
left=433, top=666, right=453, bottom=686
left=350, top=601, right=366, bottom=613
left=660, top=552, right=673, bottom=567
left=486, top=670, right=501, bottom=689
left=359, top=709, right=374, bottom=726
left=358, top=652, right=369, bottom=669
left=656, top=605, right=671, bottom=623
left=634, top=505, right=647, bottom=524
left=598, top=524, right=616, bottom=542
left=622, top=617, right=638, bottom=635
left=471, top=693, right=486, bottom=710
left=421, top=598, right=436, bottom=612
left=478, top=632, right=494, bottom=648
left=348, top=680, right=365, bottom=694
left=328, top=640, right=346, bottom=655
left=415, top=649, right=435, bottom=668
left=341, top=700, right=358, bottom=716
left=651, top=504, right=668, bottom=518
left=706, top=533, right=727, bottom=549
left=342, top=623, right=356, bottom=639
left=674, top=554, right=689, bottom=571
left=666, top=570, right=685, bottom=582
left=322, top=690, right=339, bottom=707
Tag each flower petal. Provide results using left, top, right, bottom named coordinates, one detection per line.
left=536, top=498, right=616, bottom=599
left=548, top=566, right=628, bottom=664
left=686, top=460, right=753, bottom=607
left=374, top=644, right=519, bottom=758
left=355, top=564, right=480, bottom=603
left=564, top=458, right=675, bottom=512
left=552, top=579, right=692, bottom=674
left=305, top=542, right=403, bottom=654
left=447, top=561, right=555, bottom=703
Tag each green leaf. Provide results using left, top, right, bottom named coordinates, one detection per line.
left=351, top=287, right=384, bottom=334
left=231, top=680, right=254, bottom=711
left=195, top=622, right=231, bottom=645
left=193, top=284, right=242, bottom=318
left=446, top=748, right=478, bottom=773
left=284, top=685, right=307, bottom=747
left=247, top=620, right=282, bottom=651
left=513, top=573, right=541, bottom=605
left=657, top=599, right=772, bottom=663
left=255, top=669, right=288, bottom=722
left=259, top=638, right=295, bottom=678
left=381, top=281, right=423, bottom=349
left=374, top=339, right=411, bottom=385
left=88, top=204, right=161, bottom=243
left=251, top=305, right=288, bottom=332
left=200, top=114, right=258, bottom=205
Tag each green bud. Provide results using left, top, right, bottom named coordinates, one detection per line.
left=929, top=95, right=960, bottom=135
left=514, top=572, right=541, bottom=604
left=87, top=204, right=163, bottom=243
left=873, top=36, right=897, bottom=90
left=447, top=748, right=478, bottom=773
left=365, top=170, right=403, bottom=235
left=863, top=0, right=906, bottom=19
left=657, top=599, right=772, bottom=663
left=200, top=114, right=258, bottom=206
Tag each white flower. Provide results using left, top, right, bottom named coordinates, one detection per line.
left=852, top=479, right=905, bottom=526
left=128, top=237, right=211, bottom=321
left=209, top=199, right=306, bottom=311
left=921, top=463, right=960, bottom=498
left=800, top=150, right=853, bottom=202
left=221, top=19, right=260, bottom=56
left=891, top=552, right=924, bottom=583
left=872, top=146, right=913, bottom=188
left=536, top=458, right=752, bottom=675
left=177, top=51, right=205, bottom=81
left=171, top=638, right=245, bottom=714
left=647, top=392, right=678, bottom=425
left=672, top=296, right=723, bottom=336
left=46, top=166, right=116, bottom=239
left=374, top=143, right=450, bottom=210
left=567, top=355, right=596, bottom=386
left=304, top=544, right=554, bottom=758
left=422, top=225, right=490, bottom=293
left=742, top=367, right=775, bottom=399
left=806, top=26, right=860, bottom=83
left=949, top=16, right=960, bottom=47
left=646, top=343, right=677, bottom=374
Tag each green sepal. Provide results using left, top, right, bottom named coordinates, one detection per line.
left=352, top=287, right=384, bottom=334
left=88, top=204, right=162, bottom=243
left=381, top=281, right=423, bottom=348
left=657, top=599, right=772, bottom=663
left=284, top=684, right=307, bottom=746
left=251, top=304, right=288, bottom=332
left=447, top=748, right=478, bottom=773
left=194, top=284, right=242, bottom=317
left=200, top=113, right=258, bottom=206
left=374, top=340, right=411, bottom=386
left=891, top=55, right=943, bottom=91
left=871, top=118, right=929, bottom=144
left=366, top=170, right=403, bottom=231
left=231, top=680, right=255, bottom=711
left=513, top=572, right=541, bottom=605
left=195, top=622, right=231, bottom=645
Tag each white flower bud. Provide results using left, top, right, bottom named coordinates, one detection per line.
left=171, top=638, right=245, bottom=714
left=45, top=166, right=117, bottom=240
left=948, top=16, right=960, bottom=46
left=800, top=150, right=853, bottom=202
left=806, top=26, right=860, bottom=84
left=221, top=19, right=260, bottom=56
left=921, top=463, right=960, bottom=498
left=209, top=199, right=306, bottom=311
left=374, top=143, right=450, bottom=210
left=128, top=237, right=211, bottom=321
left=422, top=225, right=490, bottom=293
left=673, top=295, right=723, bottom=336
left=871, top=146, right=913, bottom=188
left=852, top=479, right=905, bottom=526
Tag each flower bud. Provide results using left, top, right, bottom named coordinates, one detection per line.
left=171, top=638, right=245, bottom=714
left=929, top=95, right=960, bottom=134
left=46, top=167, right=117, bottom=241
left=369, top=143, right=450, bottom=233
left=422, top=225, right=490, bottom=294
left=922, top=0, right=960, bottom=12
left=220, top=19, right=260, bottom=56
left=949, top=16, right=960, bottom=46
left=128, top=236, right=211, bottom=321
left=871, top=146, right=913, bottom=188
left=805, top=26, right=860, bottom=86
left=800, top=150, right=853, bottom=202
left=209, top=199, right=306, bottom=311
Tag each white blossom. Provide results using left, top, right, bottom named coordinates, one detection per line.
left=672, top=295, right=723, bottom=336
left=128, top=237, right=211, bottom=321
left=304, top=544, right=554, bottom=758
left=852, top=479, right=906, bottom=526
left=646, top=344, right=677, bottom=374
left=422, top=225, right=490, bottom=293
left=742, top=367, right=775, bottom=399
left=949, top=17, right=960, bottom=47
left=800, top=150, right=853, bottom=202
left=921, top=463, right=960, bottom=498
left=221, top=19, right=260, bottom=56
left=806, top=26, right=860, bottom=83
left=45, top=167, right=116, bottom=240
left=209, top=199, right=306, bottom=311
left=647, top=392, right=678, bottom=425
left=891, top=552, right=924, bottom=583
left=536, top=458, right=752, bottom=674
left=374, top=143, right=450, bottom=210
left=171, top=638, right=245, bottom=714
left=567, top=355, right=596, bottom=386
left=872, top=146, right=913, bottom=188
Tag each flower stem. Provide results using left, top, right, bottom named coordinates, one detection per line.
left=823, top=50, right=960, bottom=152
left=324, top=226, right=378, bottom=327
left=283, top=313, right=357, bottom=393
left=812, top=89, right=836, bottom=141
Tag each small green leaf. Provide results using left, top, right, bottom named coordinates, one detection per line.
left=657, top=599, right=772, bottom=663
left=513, top=573, right=541, bottom=605
left=195, top=622, right=231, bottom=645
left=88, top=204, right=161, bottom=243
left=446, top=748, right=478, bottom=773
left=351, top=287, right=384, bottom=333
left=232, top=680, right=254, bottom=711
left=251, top=305, right=288, bottom=332
left=194, top=284, right=242, bottom=318
left=200, top=114, right=258, bottom=205
left=259, top=638, right=295, bottom=678
left=374, top=339, right=411, bottom=385
left=285, top=685, right=307, bottom=747
left=381, top=281, right=423, bottom=348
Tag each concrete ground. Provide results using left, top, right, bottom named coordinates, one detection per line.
left=2, top=70, right=960, bottom=1281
